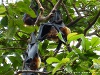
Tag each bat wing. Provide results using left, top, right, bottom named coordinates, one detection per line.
left=25, top=43, right=38, bottom=63
left=30, top=32, right=37, bottom=44
left=38, top=23, right=52, bottom=41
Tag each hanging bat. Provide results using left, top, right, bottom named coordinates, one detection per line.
left=22, top=33, right=41, bottom=75
left=23, top=0, right=38, bottom=26
left=38, top=10, right=71, bottom=52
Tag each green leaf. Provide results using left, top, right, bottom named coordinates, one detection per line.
left=91, top=37, right=100, bottom=47
left=46, top=57, right=60, bottom=64
left=65, top=65, right=73, bottom=73
left=56, top=53, right=67, bottom=60
left=67, top=33, right=78, bottom=40
left=81, top=38, right=91, bottom=50
left=57, top=32, right=65, bottom=42
left=93, top=59, right=100, bottom=64
left=0, top=5, right=6, bottom=15
left=92, top=59, right=100, bottom=69
left=42, top=40, right=49, bottom=50
left=52, top=0, right=56, bottom=5
left=21, top=25, right=35, bottom=33
left=16, top=1, right=36, bottom=18
left=0, top=64, right=11, bottom=73
left=52, top=57, right=70, bottom=74
left=67, top=51, right=75, bottom=58
left=6, top=25, right=17, bottom=38
left=8, top=55, right=22, bottom=69
left=82, top=0, right=87, bottom=4
left=67, top=0, right=73, bottom=5
left=94, top=46, right=100, bottom=51
left=61, top=58, right=70, bottom=64
left=67, top=33, right=84, bottom=43
left=4, top=69, right=14, bottom=75
left=52, top=62, right=62, bottom=74
left=1, top=16, right=8, bottom=26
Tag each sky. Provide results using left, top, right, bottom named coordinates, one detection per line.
left=0, top=0, right=21, bottom=4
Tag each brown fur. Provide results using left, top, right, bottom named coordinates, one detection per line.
left=60, top=26, right=71, bottom=37
left=29, top=56, right=41, bottom=70
left=46, top=26, right=59, bottom=42
left=46, top=26, right=71, bottom=42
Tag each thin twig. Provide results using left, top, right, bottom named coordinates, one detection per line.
left=67, top=44, right=72, bottom=52
left=35, top=0, right=44, bottom=13
left=67, top=16, right=83, bottom=27
left=34, top=0, right=63, bottom=25
left=76, top=39, right=82, bottom=48
left=45, top=0, right=62, bottom=20
left=76, top=11, right=100, bottom=48
left=73, top=3, right=81, bottom=17
left=86, top=29, right=100, bottom=36
left=15, top=70, right=51, bottom=75
left=84, top=10, right=100, bottom=36
left=47, top=0, right=54, bottom=7
left=15, top=69, right=64, bottom=75
left=61, top=2, right=73, bottom=22
left=0, top=47, right=26, bottom=50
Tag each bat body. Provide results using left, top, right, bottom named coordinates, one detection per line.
left=22, top=33, right=41, bottom=75
left=37, top=10, right=71, bottom=53
left=23, top=0, right=38, bottom=26
left=23, top=14, right=37, bottom=25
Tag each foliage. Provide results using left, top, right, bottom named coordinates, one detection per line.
left=0, top=0, right=100, bottom=75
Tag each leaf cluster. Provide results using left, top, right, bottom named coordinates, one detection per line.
left=0, top=0, right=100, bottom=75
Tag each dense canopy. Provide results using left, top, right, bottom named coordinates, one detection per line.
left=0, top=0, right=100, bottom=75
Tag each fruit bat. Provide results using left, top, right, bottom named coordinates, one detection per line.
left=23, top=0, right=38, bottom=25
left=22, top=33, right=41, bottom=75
left=37, top=10, right=71, bottom=51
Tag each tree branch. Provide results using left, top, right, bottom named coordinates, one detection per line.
left=76, top=39, right=82, bottom=48
left=73, top=3, right=81, bottom=17
left=86, top=29, right=100, bottom=37
left=47, top=0, right=54, bottom=7
left=15, top=70, right=51, bottom=75
left=61, top=2, right=73, bottom=22
left=34, top=0, right=62, bottom=26
left=67, top=44, right=72, bottom=52
left=76, top=11, right=100, bottom=48
left=44, top=0, right=63, bottom=20
left=84, top=10, right=100, bottom=36
left=67, top=16, right=83, bottom=27
left=0, top=47, right=26, bottom=50
left=35, top=0, right=44, bottom=13
left=15, top=69, right=64, bottom=75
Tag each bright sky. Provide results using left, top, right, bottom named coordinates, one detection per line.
left=0, top=0, right=21, bottom=4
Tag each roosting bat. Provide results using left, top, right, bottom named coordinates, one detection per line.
left=23, top=0, right=38, bottom=25
left=38, top=10, right=71, bottom=51
left=22, top=33, right=41, bottom=75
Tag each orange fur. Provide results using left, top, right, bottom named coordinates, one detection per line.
left=46, top=26, right=71, bottom=42
left=30, top=56, right=41, bottom=70
left=60, top=26, right=71, bottom=36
